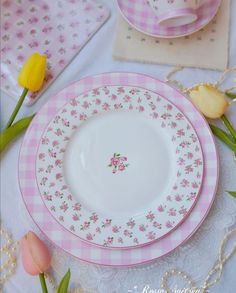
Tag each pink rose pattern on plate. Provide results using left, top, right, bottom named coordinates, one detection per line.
left=108, top=153, right=129, bottom=174
left=36, top=86, right=203, bottom=248
left=0, top=0, right=109, bottom=105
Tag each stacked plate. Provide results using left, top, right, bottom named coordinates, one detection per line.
left=117, top=0, right=222, bottom=38
left=19, top=73, right=218, bottom=266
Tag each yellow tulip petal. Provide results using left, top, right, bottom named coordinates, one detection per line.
left=18, top=53, right=47, bottom=92
left=189, top=84, right=229, bottom=119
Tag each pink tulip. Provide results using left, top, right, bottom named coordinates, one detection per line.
left=21, top=231, right=51, bottom=276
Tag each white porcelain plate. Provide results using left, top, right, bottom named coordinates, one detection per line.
left=36, top=86, right=203, bottom=248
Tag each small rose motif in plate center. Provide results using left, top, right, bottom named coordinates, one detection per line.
left=108, top=153, right=129, bottom=174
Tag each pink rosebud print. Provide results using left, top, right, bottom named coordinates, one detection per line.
left=70, top=225, right=75, bottom=232
left=117, top=87, right=125, bottom=94
left=72, top=202, right=81, bottom=211
left=55, top=160, right=62, bottom=167
left=186, top=152, right=193, bottom=159
left=28, top=17, right=39, bottom=24
left=111, top=94, right=117, bottom=100
left=86, top=233, right=93, bottom=241
left=89, top=213, right=98, bottom=223
left=118, top=237, right=123, bottom=243
left=102, top=102, right=110, bottom=111
left=16, top=31, right=24, bottom=39
left=157, top=205, right=165, bottom=212
left=56, top=173, right=63, bottom=180
left=112, top=226, right=120, bottom=233
left=118, top=164, right=125, bottom=171
left=114, top=103, right=123, bottom=109
left=80, top=221, right=90, bottom=231
left=149, top=102, right=156, bottom=110
left=165, top=104, right=173, bottom=111
left=138, top=105, right=145, bottom=112
left=79, top=113, right=87, bottom=121
left=153, top=222, right=162, bottom=229
left=102, top=219, right=112, bottom=228
left=168, top=208, right=177, bottom=216
left=170, top=122, right=177, bottom=128
left=2, top=1, right=11, bottom=8
left=96, top=227, right=101, bottom=234
left=175, top=194, right=182, bottom=202
left=146, top=211, right=155, bottom=222
left=194, top=158, right=202, bottom=167
left=179, top=206, right=188, bottom=216
left=124, top=230, right=133, bottom=238
left=3, top=22, right=10, bottom=30
left=123, top=95, right=131, bottom=102
left=166, top=221, right=174, bottom=228
left=176, top=113, right=184, bottom=120
left=60, top=201, right=68, bottom=212
left=133, top=238, right=139, bottom=244
left=177, top=129, right=185, bottom=137
left=72, top=214, right=80, bottom=221
left=52, top=140, right=59, bottom=147
left=181, top=179, right=189, bottom=187
left=185, top=165, right=193, bottom=174
left=104, top=237, right=113, bottom=246
left=127, top=219, right=136, bottom=229
left=192, top=182, right=199, bottom=189
left=139, top=224, right=147, bottom=232
left=146, top=231, right=156, bottom=240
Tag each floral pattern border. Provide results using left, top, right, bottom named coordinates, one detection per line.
left=36, top=86, right=203, bottom=248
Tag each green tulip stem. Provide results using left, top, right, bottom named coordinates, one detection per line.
left=225, top=91, right=236, bottom=100
left=39, top=273, right=48, bottom=293
left=5, top=88, right=28, bottom=129
left=209, top=124, right=236, bottom=152
left=221, top=114, right=236, bottom=141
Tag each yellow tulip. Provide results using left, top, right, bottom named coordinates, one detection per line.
left=18, top=53, right=47, bottom=92
left=4, top=53, right=47, bottom=129
left=189, top=84, right=229, bottom=119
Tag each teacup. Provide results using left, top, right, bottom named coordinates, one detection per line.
left=148, top=0, right=201, bottom=27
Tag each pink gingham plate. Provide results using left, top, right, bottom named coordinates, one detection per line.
left=117, top=0, right=222, bottom=38
left=19, top=73, right=219, bottom=266
left=35, top=85, right=203, bottom=249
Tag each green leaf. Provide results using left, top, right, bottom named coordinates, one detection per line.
left=225, top=91, right=236, bottom=99
left=0, top=114, right=35, bottom=153
left=209, top=124, right=236, bottom=152
left=227, top=191, right=236, bottom=198
left=57, top=269, right=71, bottom=293
left=221, top=115, right=236, bottom=141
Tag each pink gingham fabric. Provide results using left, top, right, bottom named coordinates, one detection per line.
left=18, top=73, right=219, bottom=267
left=117, top=0, right=221, bottom=38
left=0, top=0, right=109, bottom=105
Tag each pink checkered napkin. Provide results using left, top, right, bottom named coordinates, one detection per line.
left=0, top=0, right=109, bottom=105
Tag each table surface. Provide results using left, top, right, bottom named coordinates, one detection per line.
left=1, top=1, right=236, bottom=292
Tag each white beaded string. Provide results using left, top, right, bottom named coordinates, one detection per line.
left=165, top=67, right=236, bottom=96
left=0, top=225, right=18, bottom=286
left=160, top=228, right=236, bottom=293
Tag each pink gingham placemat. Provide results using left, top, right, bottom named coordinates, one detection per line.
left=116, top=0, right=222, bottom=38
left=18, top=72, right=219, bottom=267
left=0, top=0, right=109, bottom=105
left=113, top=0, right=229, bottom=70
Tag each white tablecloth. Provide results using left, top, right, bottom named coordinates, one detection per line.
left=1, top=1, right=236, bottom=292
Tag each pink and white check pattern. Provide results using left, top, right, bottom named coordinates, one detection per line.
left=19, top=73, right=219, bottom=266
left=1, top=0, right=109, bottom=105
left=117, top=0, right=221, bottom=38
